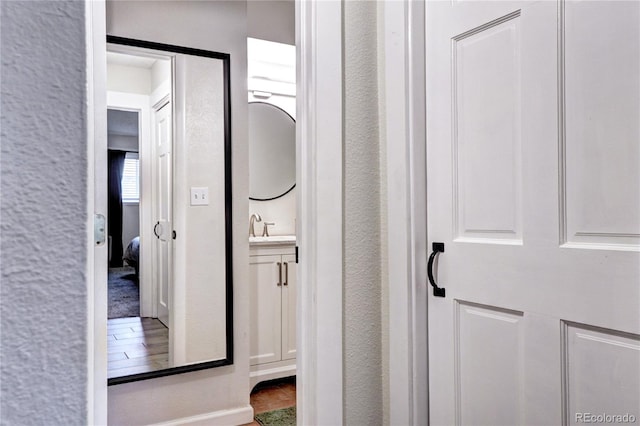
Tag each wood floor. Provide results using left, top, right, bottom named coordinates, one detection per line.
left=244, top=377, right=296, bottom=426
left=107, top=316, right=169, bottom=378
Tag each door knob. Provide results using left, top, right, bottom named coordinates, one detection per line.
left=428, top=242, right=446, bottom=297
left=153, top=221, right=162, bottom=239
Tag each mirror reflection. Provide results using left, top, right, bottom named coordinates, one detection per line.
left=248, top=102, right=296, bottom=201
left=106, top=38, right=232, bottom=384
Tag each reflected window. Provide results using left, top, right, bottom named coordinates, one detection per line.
left=121, top=152, right=139, bottom=203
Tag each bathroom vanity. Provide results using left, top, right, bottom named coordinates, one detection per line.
left=247, top=61, right=298, bottom=388
left=249, top=236, right=297, bottom=388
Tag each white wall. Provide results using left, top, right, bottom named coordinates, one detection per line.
left=247, top=0, right=295, bottom=46
left=106, top=1, right=251, bottom=424
left=0, top=2, right=89, bottom=424
left=121, top=204, right=139, bottom=255
left=175, top=55, right=228, bottom=364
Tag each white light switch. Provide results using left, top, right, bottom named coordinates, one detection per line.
left=190, top=187, right=209, bottom=206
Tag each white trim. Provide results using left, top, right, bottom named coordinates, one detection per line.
left=151, top=81, right=171, bottom=110
left=296, top=1, right=344, bottom=425
left=107, top=91, right=154, bottom=318
left=151, top=405, right=253, bottom=426
left=249, top=362, right=297, bottom=389
left=384, top=1, right=428, bottom=425
left=407, top=2, right=428, bottom=423
left=86, top=1, right=108, bottom=424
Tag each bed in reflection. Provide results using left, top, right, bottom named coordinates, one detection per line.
left=123, top=236, right=139, bottom=276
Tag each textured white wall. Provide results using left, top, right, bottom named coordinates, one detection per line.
left=177, top=55, right=228, bottom=363
left=377, top=3, right=391, bottom=424
left=343, top=1, right=383, bottom=424
left=105, top=1, right=251, bottom=424
left=0, top=1, right=88, bottom=424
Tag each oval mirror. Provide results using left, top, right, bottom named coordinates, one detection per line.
left=249, top=102, right=296, bottom=200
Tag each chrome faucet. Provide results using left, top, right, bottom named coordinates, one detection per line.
left=249, top=213, right=262, bottom=237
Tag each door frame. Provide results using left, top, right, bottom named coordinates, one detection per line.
left=295, top=2, right=427, bottom=423
left=295, top=1, right=344, bottom=425
left=106, top=92, right=154, bottom=318
left=88, top=1, right=421, bottom=425
left=86, top=1, right=108, bottom=423
left=88, top=1, right=346, bottom=425
left=383, top=1, right=429, bottom=424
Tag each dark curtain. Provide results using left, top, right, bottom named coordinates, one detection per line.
left=108, top=150, right=126, bottom=267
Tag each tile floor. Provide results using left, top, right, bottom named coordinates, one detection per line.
left=244, top=377, right=296, bottom=425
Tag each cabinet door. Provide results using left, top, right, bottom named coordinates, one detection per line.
left=250, top=255, right=282, bottom=365
left=281, top=254, right=297, bottom=361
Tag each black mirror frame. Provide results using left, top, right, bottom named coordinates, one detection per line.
left=106, top=36, right=233, bottom=386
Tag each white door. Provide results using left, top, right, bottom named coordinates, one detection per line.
left=281, top=254, right=297, bottom=361
left=250, top=255, right=283, bottom=365
left=426, top=1, right=640, bottom=425
left=154, top=102, right=172, bottom=327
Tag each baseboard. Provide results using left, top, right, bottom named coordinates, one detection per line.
left=152, top=405, right=254, bottom=426
left=250, top=362, right=296, bottom=389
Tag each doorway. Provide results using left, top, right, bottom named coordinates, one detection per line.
left=105, top=48, right=174, bottom=379
left=88, top=1, right=345, bottom=423
left=106, top=109, right=140, bottom=320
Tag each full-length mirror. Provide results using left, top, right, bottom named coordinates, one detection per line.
left=248, top=102, right=296, bottom=200
left=106, top=37, right=232, bottom=385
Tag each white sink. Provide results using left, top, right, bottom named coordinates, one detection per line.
left=249, top=235, right=296, bottom=245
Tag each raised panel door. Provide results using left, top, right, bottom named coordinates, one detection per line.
left=154, top=102, right=172, bottom=328
left=426, top=2, right=640, bottom=424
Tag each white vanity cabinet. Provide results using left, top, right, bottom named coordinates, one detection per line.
left=249, top=240, right=296, bottom=387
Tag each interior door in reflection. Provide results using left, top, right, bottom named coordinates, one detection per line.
left=154, top=101, right=172, bottom=329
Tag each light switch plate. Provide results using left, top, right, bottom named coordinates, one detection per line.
left=190, top=187, right=209, bottom=206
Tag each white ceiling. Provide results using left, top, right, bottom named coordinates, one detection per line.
left=107, top=51, right=156, bottom=69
